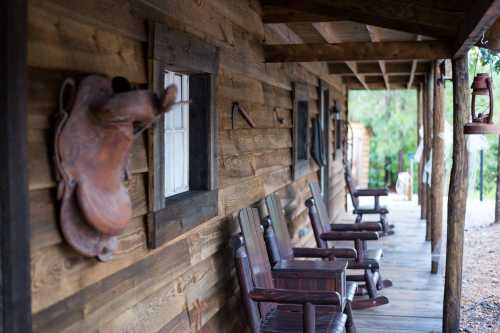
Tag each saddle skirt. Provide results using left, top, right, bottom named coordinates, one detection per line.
left=55, top=75, right=159, bottom=260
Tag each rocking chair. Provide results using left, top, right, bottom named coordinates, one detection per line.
left=305, top=181, right=392, bottom=309
left=233, top=207, right=352, bottom=333
left=345, top=166, right=394, bottom=235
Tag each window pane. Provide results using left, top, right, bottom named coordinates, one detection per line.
left=164, top=71, right=190, bottom=197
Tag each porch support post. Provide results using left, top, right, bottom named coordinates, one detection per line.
left=421, top=82, right=428, bottom=220
left=417, top=84, right=423, bottom=207
left=0, top=0, right=32, bottom=332
left=430, top=60, right=445, bottom=274
left=424, top=67, right=434, bottom=241
left=443, top=55, right=469, bottom=333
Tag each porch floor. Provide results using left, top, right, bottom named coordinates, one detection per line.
left=342, top=196, right=444, bottom=333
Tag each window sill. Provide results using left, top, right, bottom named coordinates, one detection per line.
left=147, top=190, right=218, bottom=248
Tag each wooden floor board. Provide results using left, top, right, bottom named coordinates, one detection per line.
left=348, top=197, right=444, bottom=333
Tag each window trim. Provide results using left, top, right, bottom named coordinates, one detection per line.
left=147, top=22, right=220, bottom=249
left=318, top=80, right=331, bottom=213
left=292, top=81, right=310, bottom=181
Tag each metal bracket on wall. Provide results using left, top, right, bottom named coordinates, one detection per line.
left=232, top=102, right=256, bottom=129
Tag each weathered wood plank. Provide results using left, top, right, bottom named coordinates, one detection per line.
left=1, top=0, right=32, bottom=331
left=32, top=239, right=190, bottom=332
left=28, top=4, right=146, bottom=82
left=219, top=128, right=292, bottom=156
left=264, top=41, right=452, bottom=63
left=261, top=0, right=461, bottom=38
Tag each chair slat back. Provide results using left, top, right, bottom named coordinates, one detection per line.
left=307, top=181, right=329, bottom=248
left=344, top=167, right=359, bottom=209
left=238, top=208, right=274, bottom=289
left=232, top=240, right=262, bottom=332
left=238, top=208, right=276, bottom=319
left=265, top=194, right=294, bottom=261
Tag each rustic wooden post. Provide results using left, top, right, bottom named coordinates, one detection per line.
left=0, top=0, right=32, bottom=332
left=425, top=66, right=434, bottom=241
left=443, top=55, right=469, bottom=333
left=431, top=60, right=445, bottom=274
left=417, top=84, right=423, bottom=207
left=421, top=82, right=428, bottom=219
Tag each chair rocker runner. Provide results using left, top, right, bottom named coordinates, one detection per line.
left=305, top=182, right=392, bottom=309
left=232, top=207, right=352, bottom=333
left=345, top=166, right=394, bottom=236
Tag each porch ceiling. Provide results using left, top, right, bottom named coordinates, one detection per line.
left=261, top=0, right=500, bottom=90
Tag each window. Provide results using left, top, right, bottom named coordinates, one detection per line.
left=147, top=22, right=220, bottom=249
left=164, top=71, right=189, bottom=197
left=292, top=82, right=310, bottom=181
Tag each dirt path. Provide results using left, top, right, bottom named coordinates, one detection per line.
left=460, top=223, right=500, bottom=333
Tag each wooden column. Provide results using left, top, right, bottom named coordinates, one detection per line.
left=421, top=82, right=428, bottom=220
left=417, top=84, right=423, bottom=207
left=425, top=67, right=434, bottom=241
left=443, top=55, right=469, bottom=333
left=0, top=0, right=32, bottom=332
left=431, top=61, right=445, bottom=274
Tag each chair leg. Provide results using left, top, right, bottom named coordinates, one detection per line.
left=364, top=269, right=378, bottom=299
left=344, top=301, right=357, bottom=333
left=375, top=270, right=393, bottom=290
left=380, top=214, right=395, bottom=236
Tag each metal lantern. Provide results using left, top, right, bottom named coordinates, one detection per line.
left=464, top=73, right=500, bottom=134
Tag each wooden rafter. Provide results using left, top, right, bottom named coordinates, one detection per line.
left=408, top=35, right=423, bottom=89
left=261, top=0, right=462, bottom=38
left=329, top=62, right=429, bottom=75
left=366, top=26, right=389, bottom=89
left=312, top=22, right=369, bottom=89
left=346, top=61, right=370, bottom=90
left=454, top=0, right=500, bottom=57
left=264, top=41, right=452, bottom=63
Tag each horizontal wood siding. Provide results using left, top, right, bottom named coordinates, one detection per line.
left=27, top=0, right=347, bottom=331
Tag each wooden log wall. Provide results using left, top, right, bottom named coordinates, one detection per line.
left=26, top=1, right=347, bottom=332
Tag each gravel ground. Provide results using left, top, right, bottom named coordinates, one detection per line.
left=460, top=222, right=500, bottom=333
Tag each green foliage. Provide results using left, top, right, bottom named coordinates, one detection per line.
left=349, top=47, right=500, bottom=198
left=348, top=90, right=417, bottom=188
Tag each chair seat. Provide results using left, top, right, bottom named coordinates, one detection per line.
left=353, top=206, right=388, bottom=215
left=347, top=248, right=383, bottom=270
left=261, top=308, right=347, bottom=333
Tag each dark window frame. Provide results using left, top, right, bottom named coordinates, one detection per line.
left=318, top=80, right=331, bottom=211
left=147, top=22, right=220, bottom=248
left=292, top=82, right=310, bottom=181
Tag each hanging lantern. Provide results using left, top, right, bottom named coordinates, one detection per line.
left=464, top=73, right=500, bottom=134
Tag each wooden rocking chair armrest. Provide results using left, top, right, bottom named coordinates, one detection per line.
left=329, top=222, right=382, bottom=232
left=353, top=188, right=388, bottom=197
left=320, top=231, right=380, bottom=241
left=292, top=247, right=357, bottom=259
left=249, top=288, right=342, bottom=306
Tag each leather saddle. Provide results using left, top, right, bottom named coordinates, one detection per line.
left=55, top=75, right=177, bottom=260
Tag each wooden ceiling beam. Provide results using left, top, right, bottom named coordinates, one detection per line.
left=261, top=0, right=462, bottom=38
left=454, top=0, right=500, bottom=58
left=330, top=61, right=430, bottom=75
left=264, top=41, right=452, bottom=63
